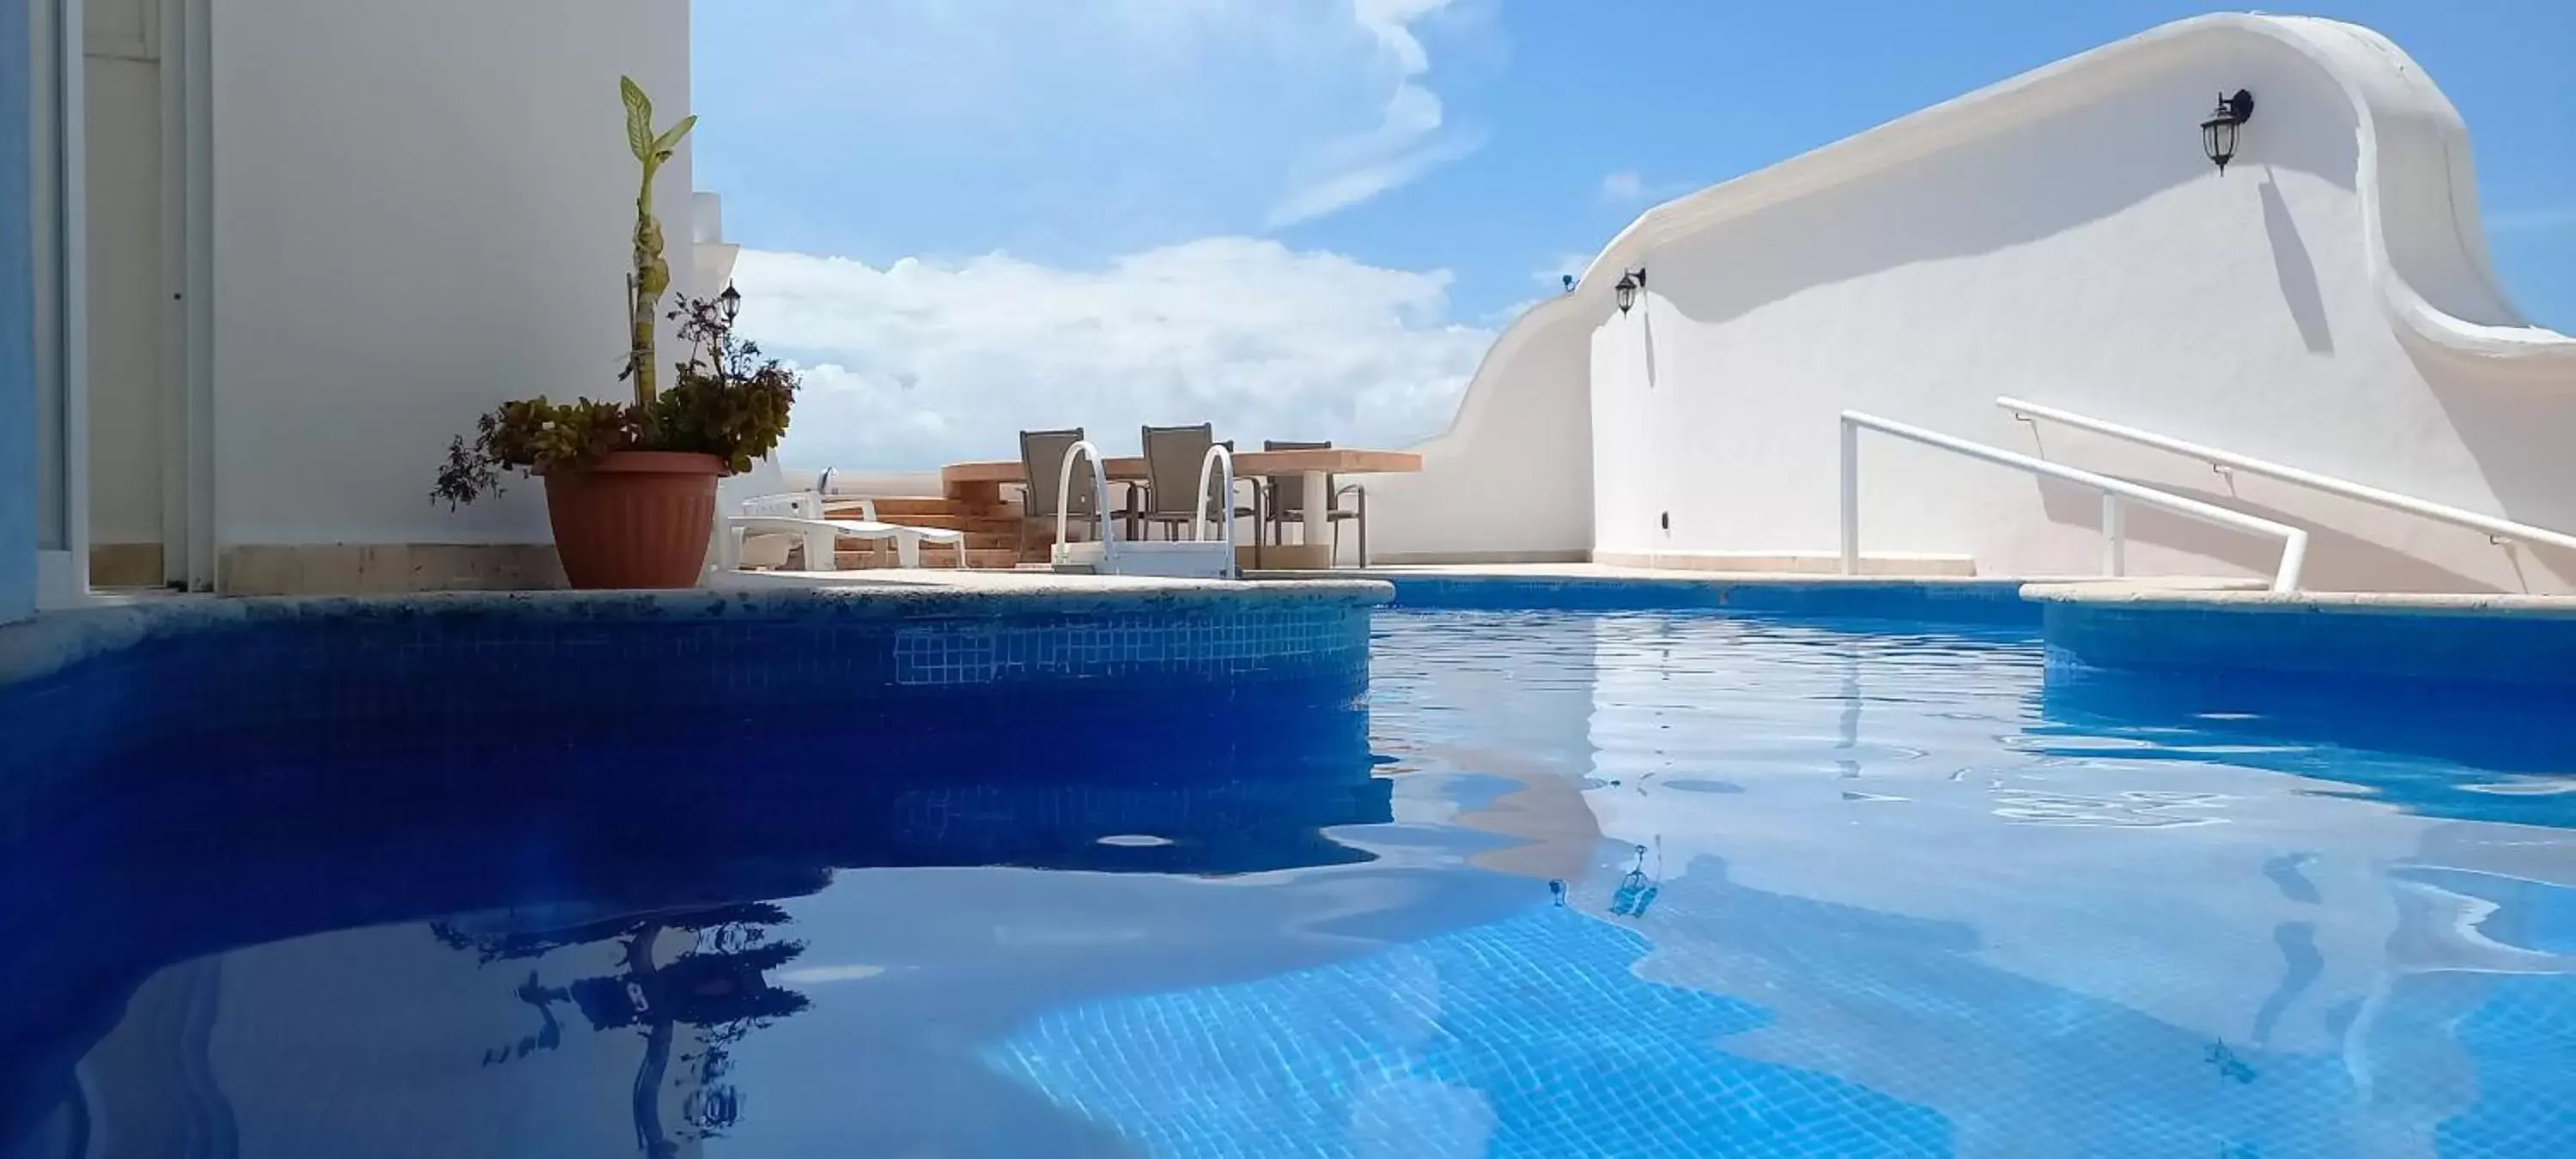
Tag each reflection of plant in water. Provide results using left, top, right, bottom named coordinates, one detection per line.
left=432, top=901, right=787, bottom=965
left=432, top=904, right=811, bottom=1156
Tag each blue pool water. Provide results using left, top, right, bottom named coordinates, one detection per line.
left=5, top=607, right=2573, bottom=1156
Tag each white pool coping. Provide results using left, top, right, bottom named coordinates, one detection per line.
left=2022, top=580, right=2576, bottom=617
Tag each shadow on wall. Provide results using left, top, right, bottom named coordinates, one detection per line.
left=1643, top=46, right=2359, bottom=333
left=2416, top=342, right=2576, bottom=553
left=1641, top=305, right=1661, bottom=390
left=2031, top=474, right=2575, bottom=593
left=2259, top=173, right=2334, bottom=355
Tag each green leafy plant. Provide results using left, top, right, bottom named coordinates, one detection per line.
left=621, top=76, right=696, bottom=422
left=433, top=397, right=633, bottom=509
left=651, top=295, right=799, bottom=474
left=429, top=78, right=793, bottom=511
left=433, top=293, right=799, bottom=508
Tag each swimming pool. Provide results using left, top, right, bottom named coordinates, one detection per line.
left=4, top=601, right=2572, bottom=1156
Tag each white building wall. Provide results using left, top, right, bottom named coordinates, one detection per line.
left=1603, top=16, right=2576, bottom=592
left=1430, top=15, right=2576, bottom=592
left=209, top=0, right=694, bottom=552
left=1365, top=303, right=1594, bottom=564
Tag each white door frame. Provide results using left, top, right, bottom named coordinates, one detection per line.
left=31, top=0, right=91, bottom=609
left=31, top=0, right=212, bottom=601
left=161, top=0, right=213, bottom=590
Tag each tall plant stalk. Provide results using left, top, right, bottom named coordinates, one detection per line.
left=620, top=76, right=697, bottom=426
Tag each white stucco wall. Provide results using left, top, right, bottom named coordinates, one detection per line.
left=1365, top=302, right=1595, bottom=563
left=693, top=190, right=739, bottom=296
left=1449, top=15, right=2576, bottom=592
left=209, top=0, right=694, bottom=549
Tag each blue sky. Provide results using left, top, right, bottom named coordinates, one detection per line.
left=694, top=1, right=2576, bottom=470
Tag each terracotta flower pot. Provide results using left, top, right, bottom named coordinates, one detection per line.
left=541, top=451, right=726, bottom=589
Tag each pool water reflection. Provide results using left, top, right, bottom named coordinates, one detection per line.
left=6, top=610, right=2573, bottom=1157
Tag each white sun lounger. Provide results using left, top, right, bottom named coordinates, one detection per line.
left=723, top=493, right=969, bottom=570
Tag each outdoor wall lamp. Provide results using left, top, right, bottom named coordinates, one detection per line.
left=719, top=281, right=744, bottom=323
left=2200, top=89, right=2254, bottom=173
left=1614, top=267, right=1647, bottom=314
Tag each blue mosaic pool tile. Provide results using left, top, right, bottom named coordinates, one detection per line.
left=987, top=903, right=1952, bottom=1157
left=1381, top=575, right=2039, bottom=628
left=0, top=588, right=1382, bottom=833
left=890, top=604, right=1360, bottom=686
left=2043, top=599, right=2576, bottom=698
left=2439, top=977, right=2576, bottom=1157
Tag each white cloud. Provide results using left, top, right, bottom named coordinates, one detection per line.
left=1598, top=168, right=1697, bottom=205
left=1267, top=0, right=1479, bottom=226
left=1352, top=0, right=1450, bottom=70
left=702, top=1, right=1483, bottom=254
left=1480, top=298, right=1545, bottom=329
left=738, top=241, right=1495, bottom=472
left=1268, top=127, right=1485, bottom=228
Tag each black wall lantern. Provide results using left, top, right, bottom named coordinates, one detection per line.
left=1613, top=267, right=1647, bottom=314
left=719, top=280, right=744, bottom=323
left=2200, top=89, right=2255, bottom=173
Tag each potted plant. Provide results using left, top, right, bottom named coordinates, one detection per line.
left=432, top=78, right=797, bottom=589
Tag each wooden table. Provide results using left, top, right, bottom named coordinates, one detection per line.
left=941, top=448, right=1422, bottom=569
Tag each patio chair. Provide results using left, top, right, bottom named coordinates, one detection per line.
left=1018, top=428, right=1130, bottom=561
left=1134, top=424, right=1255, bottom=542
left=1261, top=439, right=1368, bottom=567
left=725, top=492, right=968, bottom=570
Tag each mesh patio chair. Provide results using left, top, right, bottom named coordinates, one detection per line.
left=1134, top=424, right=1255, bottom=542
left=1261, top=439, right=1368, bottom=567
left=1018, top=428, right=1124, bottom=561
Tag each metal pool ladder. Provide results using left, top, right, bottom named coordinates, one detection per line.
left=1050, top=440, right=1241, bottom=579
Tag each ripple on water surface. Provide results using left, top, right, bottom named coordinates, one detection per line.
left=3, top=609, right=2570, bottom=1157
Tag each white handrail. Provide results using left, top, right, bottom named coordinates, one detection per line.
left=1997, top=395, right=2576, bottom=556
left=1052, top=440, right=1115, bottom=561
left=1840, top=410, right=2310, bottom=592
left=1191, top=444, right=1238, bottom=549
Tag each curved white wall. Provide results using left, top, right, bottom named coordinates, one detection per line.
left=1431, top=15, right=2576, bottom=592
left=1366, top=297, right=1594, bottom=564
left=210, top=0, right=694, bottom=551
